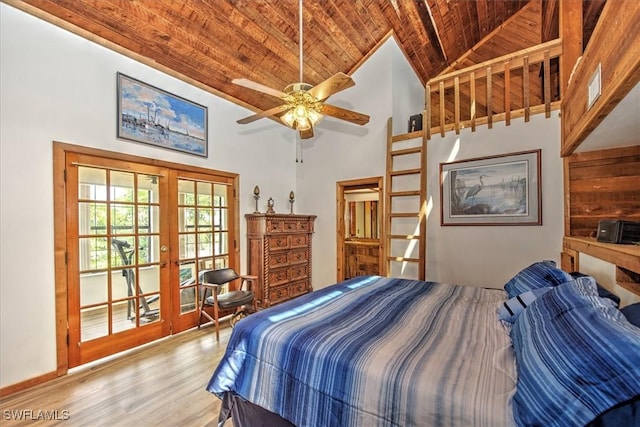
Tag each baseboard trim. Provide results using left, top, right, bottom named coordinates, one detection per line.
left=0, top=371, right=59, bottom=398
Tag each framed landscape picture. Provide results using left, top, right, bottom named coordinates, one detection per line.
left=117, top=72, right=208, bottom=157
left=440, top=149, right=542, bottom=226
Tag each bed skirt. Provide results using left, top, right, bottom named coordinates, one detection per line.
left=218, top=391, right=294, bottom=427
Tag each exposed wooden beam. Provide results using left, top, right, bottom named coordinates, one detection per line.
left=559, top=0, right=582, bottom=98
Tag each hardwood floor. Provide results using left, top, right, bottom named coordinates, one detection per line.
left=0, top=325, right=233, bottom=426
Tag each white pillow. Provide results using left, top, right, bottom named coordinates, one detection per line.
left=498, top=287, right=553, bottom=323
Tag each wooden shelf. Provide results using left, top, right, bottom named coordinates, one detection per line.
left=563, top=236, right=640, bottom=275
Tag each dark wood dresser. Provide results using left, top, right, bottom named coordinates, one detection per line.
left=246, top=213, right=316, bottom=309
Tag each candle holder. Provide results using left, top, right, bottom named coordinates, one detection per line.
left=289, top=191, right=295, bottom=214
left=266, top=197, right=275, bottom=214
left=253, top=186, right=260, bottom=213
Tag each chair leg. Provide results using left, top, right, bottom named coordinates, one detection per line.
left=213, top=304, right=220, bottom=341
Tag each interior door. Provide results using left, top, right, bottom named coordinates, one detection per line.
left=66, top=153, right=171, bottom=367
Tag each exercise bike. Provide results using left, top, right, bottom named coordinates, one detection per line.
left=111, top=239, right=160, bottom=321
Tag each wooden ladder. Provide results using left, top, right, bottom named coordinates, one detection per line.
left=384, top=116, right=428, bottom=280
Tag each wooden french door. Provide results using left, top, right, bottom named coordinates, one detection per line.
left=66, top=153, right=171, bottom=367
left=169, top=170, right=237, bottom=334
left=64, top=152, right=237, bottom=367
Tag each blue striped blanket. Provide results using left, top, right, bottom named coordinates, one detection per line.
left=207, top=276, right=517, bottom=426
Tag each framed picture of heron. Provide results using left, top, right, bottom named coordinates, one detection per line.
left=440, top=149, right=542, bottom=226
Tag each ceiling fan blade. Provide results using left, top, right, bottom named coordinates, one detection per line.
left=299, top=127, right=314, bottom=139
left=232, top=78, right=287, bottom=99
left=321, top=103, right=370, bottom=126
left=237, top=104, right=290, bottom=125
left=308, top=72, right=355, bottom=101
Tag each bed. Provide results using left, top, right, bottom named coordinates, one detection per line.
left=207, top=262, right=640, bottom=427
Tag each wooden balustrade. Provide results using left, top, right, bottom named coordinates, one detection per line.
left=425, top=39, right=562, bottom=138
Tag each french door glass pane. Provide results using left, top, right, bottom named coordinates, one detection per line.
left=177, top=178, right=230, bottom=315
left=77, top=165, right=162, bottom=344
left=80, top=272, right=108, bottom=306
left=81, top=305, right=108, bottom=341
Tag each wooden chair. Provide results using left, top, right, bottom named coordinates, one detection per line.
left=198, top=268, right=258, bottom=341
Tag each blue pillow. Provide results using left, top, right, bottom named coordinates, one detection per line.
left=570, top=271, right=621, bottom=306
left=510, top=277, right=640, bottom=427
left=504, top=260, right=573, bottom=298
left=621, top=303, right=640, bottom=327
left=497, top=287, right=552, bottom=323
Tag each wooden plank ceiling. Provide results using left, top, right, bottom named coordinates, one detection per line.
left=9, top=0, right=605, bottom=123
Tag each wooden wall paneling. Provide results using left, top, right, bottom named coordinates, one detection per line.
left=567, top=146, right=640, bottom=238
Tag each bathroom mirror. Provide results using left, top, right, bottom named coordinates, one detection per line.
left=345, top=190, right=379, bottom=239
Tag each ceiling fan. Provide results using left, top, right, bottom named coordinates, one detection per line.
left=232, top=0, right=370, bottom=139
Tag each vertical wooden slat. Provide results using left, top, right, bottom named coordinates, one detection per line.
left=544, top=50, right=551, bottom=118
left=504, top=61, right=511, bottom=126
left=470, top=71, right=476, bottom=132
left=486, top=66, right=492, bottom=129
left=439, top=81, right=445, bottom=137
left=425, top=85, right=431, bottom=140
left=454, top=76, right=460, bottom=134
left=523, top=56, right=530, bottom=122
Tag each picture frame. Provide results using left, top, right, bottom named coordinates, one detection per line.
left=440, top=149, right=542, bottom=226
left=117, top=72, right=208, bottom=157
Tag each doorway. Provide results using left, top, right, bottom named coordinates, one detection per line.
left=336, top=177, right=384, bottom=282
left=54, top=143, right=239, bottom=370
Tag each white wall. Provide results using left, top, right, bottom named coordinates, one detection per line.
left=426, top=114, right=565, bottom=288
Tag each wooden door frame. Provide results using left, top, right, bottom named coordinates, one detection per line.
left=53, top=142, right=240, bottom=376
left=336, top=177, right=384, bottom=282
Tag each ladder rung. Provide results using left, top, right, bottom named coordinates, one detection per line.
left=390, top=168, right=421, bottom=176
left=389, top=212, right=419, bottom=218
left=388, top=234, right=420, bottom=240
left=391, top=131, right=424, bottom=142
left=389, top=190, right=420, bottom=197
left=390, top=147, right=422, bottom=156
left=386, top=256, right=420, bottom=263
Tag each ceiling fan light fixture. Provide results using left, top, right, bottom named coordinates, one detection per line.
left=280, top=86, right=323, bottom=130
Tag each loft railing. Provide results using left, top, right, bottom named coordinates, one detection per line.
left=425, top=38, right=562, bottom=138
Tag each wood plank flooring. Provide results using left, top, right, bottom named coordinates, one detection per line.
left=0, top=325, right=233, bottom=426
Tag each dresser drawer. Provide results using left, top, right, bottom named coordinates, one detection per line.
left=269, top=284, right=290, bottom=305
left=289, top=249, right=308, bottom=264
left=297, top=220, right=311, bottom=232
left=266, top=219, right=284, bottom=233
left=269, top=252, right=289, bottom=268
left=289, top=234, right=308, bottom=248
left=268, top=267, right=289, bottom=287
left=289, top=264, right=308, bottom=281
left=283, top=220, right=298, bottom=232
left=289, top=280, right=310, bottom=298
left=268, top=235, right=290, bottom=250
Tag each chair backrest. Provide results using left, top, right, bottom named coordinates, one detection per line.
left=201, top=268, right=240, bottom=286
